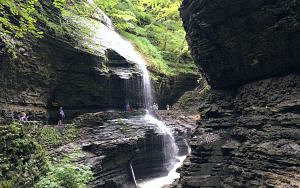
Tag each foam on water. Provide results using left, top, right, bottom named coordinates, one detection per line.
left=138, top=155, right=186, bottom=188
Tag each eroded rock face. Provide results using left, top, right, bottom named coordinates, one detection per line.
left=153, top=73, right=199, bottom=108
left=72, top=111, right=179, bottom=188
left=0, top=15, right=144, bottom=121
left=172, top=74, right=300, bottom=187
left=180, top=0, right=300, bottom=88
left=178, top=0, right=300, bottom=187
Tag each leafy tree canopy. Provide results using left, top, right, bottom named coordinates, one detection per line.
left=95, top=0, right=197, bottom=75
left=0, top=0, right=197, bottom=76
left=0, top=0, right=67, bottom=38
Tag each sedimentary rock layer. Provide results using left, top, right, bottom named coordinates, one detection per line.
left=153, top=74, right=198, bottom=107
left=0, top=21, right=143, bottom=122
left=175, top=74, right=300, bottom=187
left=72, top=111, right=179, bottom=188
left=178, top=0, right=300, bottom=187
left=181, top=0, right=300, bottom=88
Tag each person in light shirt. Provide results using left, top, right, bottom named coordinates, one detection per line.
left=19, top=112, right=28, bottom=123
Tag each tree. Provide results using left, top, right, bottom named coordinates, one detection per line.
left=96, top=0, right=196, bottom=75
left=0, top=0, right=43, bottom=38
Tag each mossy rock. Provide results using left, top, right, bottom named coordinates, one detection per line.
left=0, top=122, right=47, bottom=187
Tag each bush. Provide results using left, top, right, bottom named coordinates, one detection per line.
left=0, top=122, right=47, bottom=187
left=39, top=125, right=78, bottom=148
left=35, top=152, right=93, bottom=188
left=0, top=122, right=82, bottom=187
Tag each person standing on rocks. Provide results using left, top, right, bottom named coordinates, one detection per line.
left=19, top=112, right=28, bottom=123
left=57, top=107, right=65, bottom=126
left=166, top=104, right=171, bottom=115
left=126, top=103, right=130, bottom=111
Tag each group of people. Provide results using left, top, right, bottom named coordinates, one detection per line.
left=125, top=102, right=170, bottom=112
left=18, top=103, right=170, bottom=124
left=18, top=107, right=65, bottom=126
left=150, top=103, right=159, bottom=110
left=151, top=103, right=170, bottom=111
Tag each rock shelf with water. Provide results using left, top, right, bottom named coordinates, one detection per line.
left=52, top=111, right=190, bottom=188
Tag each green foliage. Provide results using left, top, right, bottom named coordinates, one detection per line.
left=0, top=122, right=47, bottom=187
left=39, top=125, right=78, bottom=148
left=53, top=0, right=67, bottom=10
left=96, top=0, right=197, bottom=76
left=121, top=31, right=170, bottom=74
left=0, top=0, right=43, bottom=38
left=0, top=0, right=82, bottom=39
left=0, top=0, right=197, bottom=75
left=35, top=151, right=93, bottom=188
left=0, top=122, right=87, bottom=188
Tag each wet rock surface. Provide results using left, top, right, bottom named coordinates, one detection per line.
left=153, top=74, right=199, bottom=107
left=156, top=110, right=197, bottom=156
left=180, top=0, right=300, bottom=88
left=52, top=111, right=182, bottom=188
left=178, top=0, right=300, bottom=187
left=171, top=74, right=300, bottom=188
left=0, top=11, right=144, bottom=122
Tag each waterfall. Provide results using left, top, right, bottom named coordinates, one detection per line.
left=143, top=114, right=179, bottom=171
left=122, top=22, right=179, bottom=175
left=133, top=39, right=180, bottom=187
left=90, top=8, right=181, bottom=187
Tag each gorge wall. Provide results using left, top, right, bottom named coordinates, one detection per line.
left=0, top=4, right=197, bottom=122
left=153, top=74, right=199, bottom=108
left=0, top=17, right=144, bottom=121
left=176, top=0, right=300, bottom=187
left=65, top=111, right=183, bottom=188
left=181, top=0, right=299, bottom=89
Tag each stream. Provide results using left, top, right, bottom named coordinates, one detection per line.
left=120, top=114, right=190, bottom=188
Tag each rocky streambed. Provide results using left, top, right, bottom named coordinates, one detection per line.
left=52, top=110, right=195, bottom=188
left=173, top=0, right=300, bottom=187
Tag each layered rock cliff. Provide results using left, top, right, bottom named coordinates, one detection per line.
left=0, top=3, right=197, bottom=122
left=177, top=0, right=300, bottom=187
left=0, top=8, right=144, bottom=121
left=154, top=74, right=199, bottom=108
left=53, top=111, right=183, bottom=188
left=181, top=0, right=300, bottom=88
left=174, top=75, right=300, bottom=187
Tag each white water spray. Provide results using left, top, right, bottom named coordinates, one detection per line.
left=90, top=9, right=183, bottom=187
left=85, top=9, right=153, bottom=106
left=143, top=114, right=179, bottom=171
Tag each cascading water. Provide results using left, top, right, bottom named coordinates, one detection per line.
left=138, top=138, right=191, bottom=188
left=143, top=114, right=178, bottom=171
left=127, top=31, right=182, bottom=187
left=86, top=2, right=186, bottom=186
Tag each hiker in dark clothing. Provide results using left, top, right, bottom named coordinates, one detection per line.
left=57, top=107, right=65, bottom=126
left=126, top=103, right=131, bottom=111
